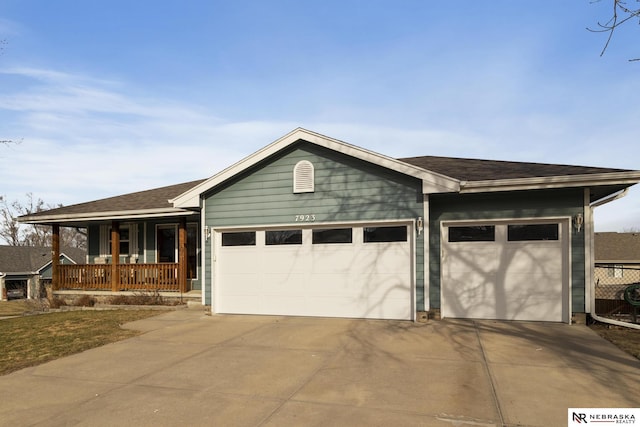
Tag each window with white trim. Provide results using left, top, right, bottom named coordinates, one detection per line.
left=100, top=224, right=138, bottom=257
left=293, top=160, right=314, bottom=193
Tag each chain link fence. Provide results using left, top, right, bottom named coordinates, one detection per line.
left=594, top=265, right=640, bottom=323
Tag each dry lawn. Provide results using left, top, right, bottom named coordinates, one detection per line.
left=0, top=309, right=163, bottom=375
left=0, top=299, right=44, bottom=317
left=589, top=322, right=640, bottom=360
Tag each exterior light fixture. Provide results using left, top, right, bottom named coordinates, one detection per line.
left=416, top=217, right=424, bottom=235
left=574, top=213, right=583, bottom=233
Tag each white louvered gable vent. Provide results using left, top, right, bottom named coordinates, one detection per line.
left=293, top=160, right=314, bottom=193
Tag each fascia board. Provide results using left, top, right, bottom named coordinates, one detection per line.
left=3, top=271, right=38, bottom=276
left=37, top=261, right=53, bottom=273
left=459, top=172, right=640, bottom=193
left=19, top=208, right=198, bottom=225
left=37, top=255, right=77, bottom=274
left=171, top=128, right=460, bottom=208
left=596, top=259, right=640, bottom=264
left=300, top=129, right=460, bottom=193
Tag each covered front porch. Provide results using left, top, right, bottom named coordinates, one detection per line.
left=50, top=218, right=194, bottom=294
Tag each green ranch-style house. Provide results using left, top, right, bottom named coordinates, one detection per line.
left=19, top=129, right=640, bottom=322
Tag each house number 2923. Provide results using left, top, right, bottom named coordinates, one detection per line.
left=295, top=214, right=316, bottom=222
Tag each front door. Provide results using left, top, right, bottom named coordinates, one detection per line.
left=157, top=225, right=177, bottom=263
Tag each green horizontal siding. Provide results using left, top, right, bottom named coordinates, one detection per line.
left=429, top=189, right=585, bottom=312
left=206, top=145, right=422, bottom=227
left=203, top=142, right=425, bottom=308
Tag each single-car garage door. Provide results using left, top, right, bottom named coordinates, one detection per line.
left=215, top=224, right=413, bottom=320
left=441, top=220, right=569, bottom=322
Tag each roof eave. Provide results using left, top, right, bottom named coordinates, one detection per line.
left=19, top=207, right=199, bottom=225
left=1, top=271, right=39, bottom=276
left=459, top=172, right=640, bottom=193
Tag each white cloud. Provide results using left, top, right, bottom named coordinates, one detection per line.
left=0, top=68, right=289, bottom=204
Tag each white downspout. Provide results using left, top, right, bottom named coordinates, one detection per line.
left=588, top=188, right=640, bottom=330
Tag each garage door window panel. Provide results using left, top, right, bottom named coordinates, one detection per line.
left=266, top=230, right=303, bottom=245
left=222, top=231, right=256, bottom=246
left=448, top=226, right=495, bottom=242
left=312, top=228, right=352, bottom=244
left=364, top=226, right=407, bottom=243
left=507, top=224, right=558, bottom=241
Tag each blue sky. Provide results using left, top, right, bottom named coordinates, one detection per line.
left=1, top=0, right=638, bottom=234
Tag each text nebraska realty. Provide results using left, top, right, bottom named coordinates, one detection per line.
left=573, top=412, right=636, bottom=424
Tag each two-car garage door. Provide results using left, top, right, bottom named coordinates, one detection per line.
left=441, top=220, right=570, bottom=322
left=215, top=224, right=413, bottom=320
left=212, top=219, right=569, bottom=322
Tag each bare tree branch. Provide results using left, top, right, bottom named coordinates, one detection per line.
left=588, top=0, right=640, bottom=61
left=0, top=194, right=87, bottom=248
left=1, top=139, right=23, bottom=146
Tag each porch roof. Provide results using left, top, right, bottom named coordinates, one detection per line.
left=18, top=179, right=206, bottom=226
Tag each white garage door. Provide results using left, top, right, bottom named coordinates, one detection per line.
left=441, top=221, right=569, bottom=322
left=215, top=224, right=413, bottom=320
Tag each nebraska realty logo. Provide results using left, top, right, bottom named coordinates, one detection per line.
left=569, top=408, right=638, bottom=425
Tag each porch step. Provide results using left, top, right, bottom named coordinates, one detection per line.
left=186, top=300, right=204, bottom=309
left=184, top=291, right=203, bottom=310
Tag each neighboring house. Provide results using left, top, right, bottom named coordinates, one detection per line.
left=18, top=128, right=640, bottom=322
left=594, top=232, right=640, bottom=299
left=0, top=246, right=86, bottom=300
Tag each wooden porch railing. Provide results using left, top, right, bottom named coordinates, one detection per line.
left=57, top=263, right=182, bottom=292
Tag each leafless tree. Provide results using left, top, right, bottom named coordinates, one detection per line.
left=0, top=196, right=22, bottom=245
left=0, top=194, right=86, bottom=248
left=589, top=0, right=640, bottom=61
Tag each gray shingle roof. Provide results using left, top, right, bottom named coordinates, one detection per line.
left=17, top=152, right=636, bottom=223
left=399, top=156, right=631, bottom=181
left=0, top=246, right=86, bottom=273
left=20, top=179, right=206, bottom=220
left=595, top=232, right=640, bottom=263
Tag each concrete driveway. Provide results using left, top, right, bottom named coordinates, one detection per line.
left=1, top=310, right=639, bottom=427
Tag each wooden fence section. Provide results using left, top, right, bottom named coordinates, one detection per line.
left=58, top=263, right=181, bottom=292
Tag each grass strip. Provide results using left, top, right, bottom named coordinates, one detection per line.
left=0, top=300, right=41, bottom=317
left=0, top=310, right=163, bottom=375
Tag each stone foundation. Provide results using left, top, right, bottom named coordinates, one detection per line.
left=52, top=290, right=201, bottom=307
